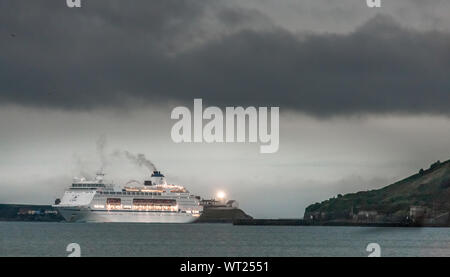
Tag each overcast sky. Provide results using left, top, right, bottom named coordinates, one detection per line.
left=1, top=0, right=450, bottom=218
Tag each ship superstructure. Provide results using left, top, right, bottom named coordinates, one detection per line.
left=53, top=171, right=202, bottom=223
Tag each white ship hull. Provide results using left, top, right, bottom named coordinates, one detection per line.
left=57, top=207, right=200, bottom=223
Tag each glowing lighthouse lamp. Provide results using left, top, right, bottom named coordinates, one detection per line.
left=216, top=191, right=226, bottom=204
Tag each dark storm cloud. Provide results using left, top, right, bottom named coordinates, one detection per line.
left=1, top=0, right=450, bottom=116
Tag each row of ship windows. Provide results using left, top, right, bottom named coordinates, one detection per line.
left=98, top=191, right=162, bottom=196
left=72, top=184, right=105, bottom=188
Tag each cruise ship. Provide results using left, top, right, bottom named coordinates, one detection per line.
left=53, top=171, right=203, bottom=223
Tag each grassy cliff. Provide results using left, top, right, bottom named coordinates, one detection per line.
left=304, top=160, right=450, bottom=222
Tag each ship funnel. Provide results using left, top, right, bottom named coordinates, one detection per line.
left=144, top=171, right=167, bottom=186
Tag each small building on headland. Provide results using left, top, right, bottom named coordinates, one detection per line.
left=355, top=210, right=378, bottom=221
left=200, top=199, right=239, bottom=209
left=409, top=206, right=426, bottom=219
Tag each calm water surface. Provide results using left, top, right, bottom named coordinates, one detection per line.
left=0, top=222, right=449, bottom=257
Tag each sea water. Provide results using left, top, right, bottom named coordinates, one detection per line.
left=0, top=222, right=449, bottom=257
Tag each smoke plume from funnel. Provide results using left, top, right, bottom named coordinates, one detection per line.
left=73, top=153, right=93, bottom=180
left=96, top=134, right=107, bottom=171
left=113, top=150, right=157, bottom=172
